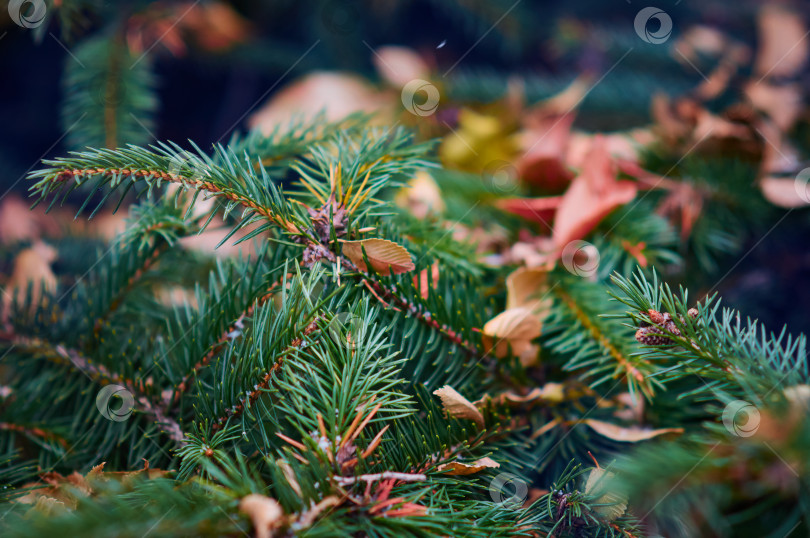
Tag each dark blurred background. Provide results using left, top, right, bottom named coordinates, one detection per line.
left=2, top=0, right=809, bottom=333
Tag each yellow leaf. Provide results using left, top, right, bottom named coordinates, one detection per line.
left=584, top=419, right=683, bottom=442
left=438, top=457, right=500, bottom=475
left=433, top=385, right=485, bottom=429
left=342, top=238, right=415, bottom=275
left=584, top=468, right=627, bottom=521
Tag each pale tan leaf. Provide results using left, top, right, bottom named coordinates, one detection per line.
left=584, top=468, right=627, bottom=521
left=483, top=308, right=542, bottom=341
left=584, top=419, right=683, bottom=442
left=755, top=6, right=809, bottom=79
left=438, top=457, right=500, bottom=476
left=761, top=176, right=810, bottom=208
left=395, top=171, right=445, bottom=219
left=506, top=267, right=552, bottom=316
left=433, top=385, right=484, bottom=428
left=342, top=238, right=415, bottom=275
left=373, top=46, right=431, bottom=88
left=239, top=494, right=284, bottom=538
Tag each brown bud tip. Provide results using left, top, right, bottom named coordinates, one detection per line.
left=648, top=309, right=665, bottom=325
left=688, top=308, right=699, bottom=318
left=204, top=447, right=214, bottom=457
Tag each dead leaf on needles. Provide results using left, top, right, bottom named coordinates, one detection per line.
left=552, top=136, right=637, bottom=250
left=3, top=242, right=58, bottom=317
left=433, top=385, right=485, bottom=429
left=584, top=467, right=627, bottom=521
left=438, top=457, right=500, bottom=475
left=482, top=307, right=542, bottom=363
left=239, top=494, right=284, bottom=538
left=584, top=419, right=683, bottom=442
left=506, top=266, right=552, bottom=315
left=342, top=238, right=415, bottom=275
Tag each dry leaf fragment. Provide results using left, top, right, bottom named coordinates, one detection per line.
left=760, top=177, right=810, bottom=208
left=433, top=385, right=485, bottom=429
left=495, top=196, right=562, bottom=229
left=342, top=238, right=415, bottom=275
left=754, top=5, right=809, bottom=79
left=438, top=457, right=500, bottom=475
left=3, top=241, right=58, bottom=319
left=584, top=467, right=627, bottom=521
left=239, top=494, right=284, bottom=538
left=552, top=136, right=638, bottom=250
left=584, top=419, right=683, bottom=442
left=482, top=307, right=543, bottom=362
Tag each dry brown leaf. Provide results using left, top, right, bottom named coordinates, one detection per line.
left=482, top=307, right=542, bottom=361
left=505, top=267, right=553, bottom=319
left=373, top=46, right=431, bottom=88
left=239, top=494, right=284, bottom=538
left=552, top=136, right=637, bottom=250
left=475, top=382, right=564, bottom=407
left=754, top=5, right=809, bottom=79
left=297, top=495, right=340, bottom=529
left=517, top=112, right=575, bottom=191
left=584, top=468, right=627, bottom=521
left=3, top=242, right=58, bottom=317
left=433, top=385, right=485, bottom=429
left=760, top=177, right=810, bottom=208
left=342, top=238, right=415, bottom=275
left=584, top=419, right=683, bottom=442
left=495, top=196, right=562, bottom=229
left=438, top=457, right=500, bottom=475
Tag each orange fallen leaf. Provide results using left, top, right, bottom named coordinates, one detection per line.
left=552, top=136, right=637, bottom=250
left=342, top=238, right=415, bottom=275
left=584, top=419, right=683, bottom=442
left=438, top=457, right=500, bottom=475
left=433, top=385, right=485, bottom=429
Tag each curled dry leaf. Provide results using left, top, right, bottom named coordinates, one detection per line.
left=482, top=307, right=542, bottom=363
left=342, top=238, right=416, bottom=275
left=475, top=382, right=564, bottom=407
left=433, top=385, right=485, bottom=429
left=3, top=241, right=58, bottom=318
left=552, top=136, right=637, bottom=250
left=506, top=266, right=552, bottom=316
left=438, top=457, right=500, bottom=475
left=584, top=419, right=683, bottom=442
left=760, top=177, right=810, bottom=208
left=584, top=468, right=628, bottom=521
left=239, top=494, right=284, bottom=538
left=754, top=5, right=809, bottom=79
